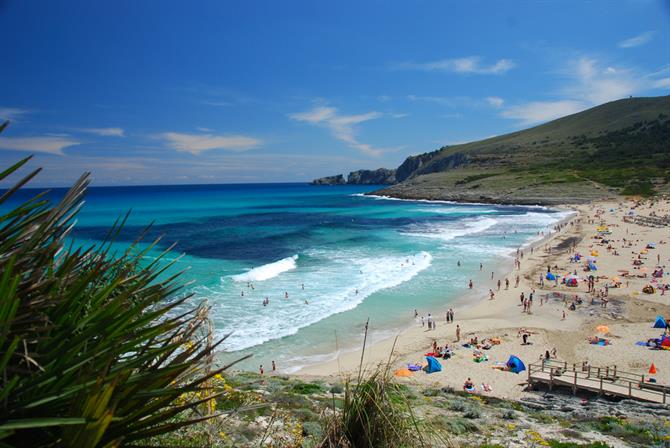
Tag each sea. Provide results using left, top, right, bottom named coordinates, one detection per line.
left=3, top=183, right=573, bottom=372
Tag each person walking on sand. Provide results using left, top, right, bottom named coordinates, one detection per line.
left=414, top=309, right=418, bottom=318
left=456, top=324, right=461, bottom=342
left=505, top=278, right=509, bottom=290
left=515, top=275, right=520, bottom=288
left=272, top=360, right=276, bottom=371
left=489, top=289, right=495, bottom=300
left=480, top=263, right=483, bottom=271
left=497, top=279, right=501, bottom=291
left=491, top=271, right=494, bottom=280
left=469, top=279, right=473, bottom=289
left=259, top=365, right=264, bottom=375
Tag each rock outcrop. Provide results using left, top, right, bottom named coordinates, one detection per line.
left=310, top=174, right=346, bottom=185
left=346, top=168, right=396, bottom=185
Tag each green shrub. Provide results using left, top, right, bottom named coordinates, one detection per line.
left=0, top=152, right=247, bottom=447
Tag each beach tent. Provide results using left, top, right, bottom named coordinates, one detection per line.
left=588, top=261, right=598, bottom=271
left=424, top=356, right=442, bottom=374
left=394, top=368, right=413, bottom=377
left=566, top=277, right=578, bottom=287
left=546, top=272, right=556, bottom=281
left=661, top=336, right=670, bottom=349
left=647, top=243, right=657, bottom=249
left=591, top=250, right=599, bottom=257
left=506, top=355, right=526, bottom=374
left=654, top=316, right=667, bottom=329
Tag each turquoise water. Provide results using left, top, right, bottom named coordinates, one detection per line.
left=4, top=183, right=571, bottom=372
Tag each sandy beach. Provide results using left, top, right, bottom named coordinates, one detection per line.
left=297, top=198, right=670, bottom=401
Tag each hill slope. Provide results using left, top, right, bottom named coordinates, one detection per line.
left=376, top=95, right=670, bottom=204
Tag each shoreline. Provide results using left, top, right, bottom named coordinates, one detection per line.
left=294, top=197, right=670, bottom=402
left=288, top=201, right=577, bottom=376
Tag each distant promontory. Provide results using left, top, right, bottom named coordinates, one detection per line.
left=311, top=168, right=396, bottom=185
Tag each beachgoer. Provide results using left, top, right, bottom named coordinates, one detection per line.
left=456, top=324, right=461, bottom=342
left=272, top=360, right=276, bottom=371
left=489, top=289, right=495, bottom=300
left=469, top=279, right=473, bottom=289
left=259, top=365, right=264, bottom=375
left=414, top=309, right=418, bottom=318
left=457, top=260, right=461, bottom=267
left=480, top=263, right=483, bottom=271
left=463, top=377, right=475, bottom=391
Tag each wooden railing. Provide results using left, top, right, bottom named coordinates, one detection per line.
left=528, top=359, right=669, bottom=404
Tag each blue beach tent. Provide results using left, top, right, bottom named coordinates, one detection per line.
left=506, top=355, right=526, bottom=374
left=588, top=261, right=598, bottom=271
left=425, top=356, right=442, bottom=374
left=654, top=315, right=667, bottom=329
left=546, top=272, right=556, bottom=281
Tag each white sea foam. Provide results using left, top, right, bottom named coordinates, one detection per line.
left=201, top=251, right=433, bottom=351
left=403, top=216, right=498, bottom=242
left=230, top=255, right=298, bottom=282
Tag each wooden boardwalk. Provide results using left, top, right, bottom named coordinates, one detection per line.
left=528, top=360, right=669, bottom=405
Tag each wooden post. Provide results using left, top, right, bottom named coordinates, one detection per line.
left=564, top=361, right=568, bottom=371
left=549, top=370, right=554, bottom=391
left=599, top=378, right=603, bottom=395
left=628, top=382, right=632, bottom=398
left=573, top=370, right=578, bottom=395
left=613, top=365, right=617, bottom=379
left=663, top=389, right=666, bottom=404
left=597, top=367, right=601, bottom=379
left=606, top=366, right=609, bottom=379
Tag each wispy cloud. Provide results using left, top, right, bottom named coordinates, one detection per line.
left=158, top=132, right=262, bottom=155
left=0, top=136, right=81, bottom=156
left=500, top=56, right=645, bottom=125
left=618, top=31, right=654, bottom=48
left=289, top=106, right=386, bottom=156
left=501, top=100, right=586, bottom=126
left=485, top=96, right=504, bottom=108
left=653, top=77, right=670, bottom=89
left=395, top=56, right=515, bottom=75
left=76, top=127, right=125, bottom=137
left=0, top=107, right=30, bottom=122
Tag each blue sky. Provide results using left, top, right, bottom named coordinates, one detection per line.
left=1, top=0, right=670, bottom=186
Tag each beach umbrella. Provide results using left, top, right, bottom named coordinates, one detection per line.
left=596, top=325, right=609, bottom=334
left=649, top=363, right=657, bottom=375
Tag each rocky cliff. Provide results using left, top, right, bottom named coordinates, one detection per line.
left=346, top=168, right=396, bottom=184
left=311, top=168, right=396, bottom=185
left=310, top=174, right=346, bottom=185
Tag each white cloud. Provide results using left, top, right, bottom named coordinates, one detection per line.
left=289, top=106, right=386, bottom=156
left=652, top=77, right=670, bottom=89
left=158, top=132, right=262, bottom=155
left=77, top=127, right=125, bottom=137
left=0, top=136, right=81, bottom=156
left=0, top=107, right=30, bottom=122
left=501, top=56, right=646, bottom=126
left=618, top=31, right=654, bottom=48
left=396, top=56, right=515, bottom=75
left=486, top=96, right=504, bottom=108
left=501, top=100, right=586, bottom=126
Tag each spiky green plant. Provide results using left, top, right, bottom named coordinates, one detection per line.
left=318, top=327, right=449, bottom=448
left=0, top=121, right=247, bottom=447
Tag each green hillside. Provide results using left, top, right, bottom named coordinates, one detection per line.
left=378, top=95, right=670, bottom=204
